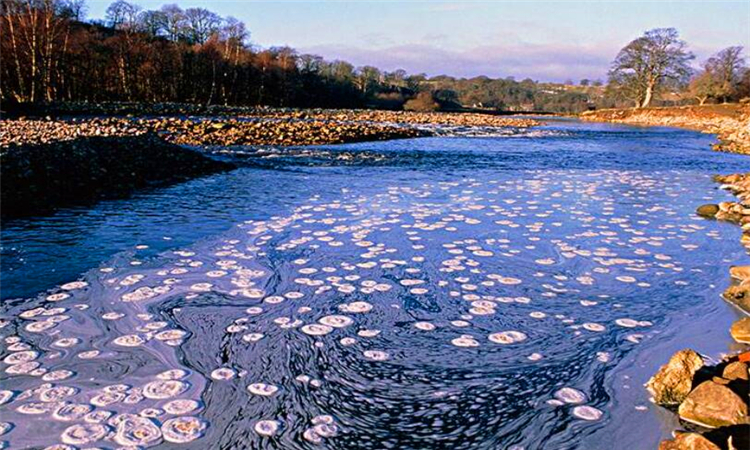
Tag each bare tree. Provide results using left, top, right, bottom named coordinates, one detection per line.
left=159, top=4, right=185, bottom=41
left=324, top=60, right=354, bottom=83
left=355, top=66, right=381, bottom=94
left=183, top=7, right=221, bottom=44
left=138, top=9, right=166, bottom=37
left=220, top=16, right=247, bottom=46
left=706, top=46, right=745, bottom=102
left=57, top=0, right=85, bottom=20
left=1, top=0, right=71, bottom=102
left=688, top=69, right=720, bottom=105
left=608, top=28, right=694, bottom=107
left=105, top=0, right=140, bottom=30
left=298, top=54, right=323, bottom=74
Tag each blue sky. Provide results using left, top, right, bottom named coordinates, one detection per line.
left=85, top=0, right=749, bottom=82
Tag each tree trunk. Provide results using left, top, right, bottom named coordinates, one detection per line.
left=640, top=83, right=654, bottom=108
left=207, top=60, right=216, bottom=106
left=6, top=13, right=27, bottom=102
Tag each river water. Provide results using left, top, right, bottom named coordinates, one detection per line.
left=1, top=119, right=749, bottom=449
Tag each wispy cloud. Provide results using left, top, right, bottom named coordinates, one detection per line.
left=423, top=3, right=476, bottom=13
left=300, top=42, right=614, bottom=81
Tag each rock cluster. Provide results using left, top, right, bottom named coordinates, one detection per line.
left=2, top=105, right=539, bottom=149
left=646, top=349, right=705, bottom=406
left=658, top=433, right=721, bottom=450
left=255, top=109, right=540, bottom=128
left=148, top=117, right=430, bottom=147
left=0, top=117, right=146, bottom=146
left=0, top=116, right=427, bottom=149
left=580, top=104, right=750, bottom=155
left=13, top=101, right=540, bottom=129
left=0, top=108, right=540, bottom=218
left=649, top=352, right=749, bottom=449
left=651, top=172, right=750, bottom=450
left=696, top=173, right=750, bottom=314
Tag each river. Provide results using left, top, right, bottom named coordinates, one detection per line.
left=1, top=118, right=749, bottom=449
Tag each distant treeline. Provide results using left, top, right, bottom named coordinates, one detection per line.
left=1, top=1, right=747, bottom=113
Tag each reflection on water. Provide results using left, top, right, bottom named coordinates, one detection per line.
left=1, top=120, right=750, bottom=449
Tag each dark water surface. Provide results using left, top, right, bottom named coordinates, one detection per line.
left=2, top=119, right=749, bottom=449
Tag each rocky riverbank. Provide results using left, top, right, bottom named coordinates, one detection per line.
left=6, top=101, right=540, bottom=129
left=0, top=132, right=234, bottom=218
left=698, top=173, right=750, bottom=315
left=0, top=108, right=539, bottom=218
left=0, top=116, right=428, bottom=148
left=3, top=103, right=539, bottom=148
left=580, top=104, right=750, bottom=155
left=648, top=173, right=750, bottom=450
left=149, top=117, right=429, bottom=147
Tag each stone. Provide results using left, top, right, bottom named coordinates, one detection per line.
left=719, top=201, right=735, bottom=213
left=724, top=285, right=750, bottom=313
left=723, top=362, right=749, bottom=381
left=678, top=380, right=749, bottom=428
left=647, top=349, right=704, bottom=406
left=658, top=433, right=720, bottom=450
left=730, top=266, right=750, bottom=281
left=696, top=204, right=719, bottom=218
left=730, top=318, right=750, bottom=344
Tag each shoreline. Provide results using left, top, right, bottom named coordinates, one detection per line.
left=0, top=133, right=234, bottom=219
left=0, top=107, right=539, bottom=219
left=580, top=104, right=750, bottom=155
left=649, top=173, right=750, bottom=450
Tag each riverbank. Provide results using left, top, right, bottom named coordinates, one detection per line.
left=1, top=105, right=540, bottom=148
left=649, top=172, right=750, bottom=450
left=0, top=108, right=539, bottom=218
left=580, top=104, right=750, bottom=155
left=0, top=132, right=234, bottom=218
left=4, top=101, right=541, bottom=128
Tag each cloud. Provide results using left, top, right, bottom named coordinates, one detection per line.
left=423, top=3, right=475, bottom=12
left=300, top=42, right=615, bottom=82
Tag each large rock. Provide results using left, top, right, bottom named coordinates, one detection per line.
left=647, top=349, right=704, bottom=406
left=658, top=433, right=720, bottom=450
left=730, top=318, right=750, bottom=344
left=678, top=380, right=749, bottom=428
left=696, top=204, right=720, bottom=218
left=724, top=285, right=750, bottom=313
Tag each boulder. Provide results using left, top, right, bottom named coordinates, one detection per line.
left=678, top=380, right=749, bottom=428
left=723, top=361, right=749, bottom=381
left=658, top=433, right=720, bottom=450
left=724, top=285, right=750, bottom=313
left=696, top=204, right=719, bottom=218
left=647, top=349, right=704, bottom=406
left=730, top=318, right=750, bottom=344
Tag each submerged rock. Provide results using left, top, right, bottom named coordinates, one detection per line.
left=696, top=204, right=719, bottom=218
left=677, top=380, right=749, bottom=428
left=658, top=433, right=720, bottom=450
left=730, top=318, right=750, bottom=344
left=647, top=349, right=704, bottom=406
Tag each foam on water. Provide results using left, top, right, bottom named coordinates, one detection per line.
left=2, top=119, right=750, bottom=449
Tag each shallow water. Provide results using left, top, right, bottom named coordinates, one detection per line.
left=2, top=119, right=750, bottom=449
